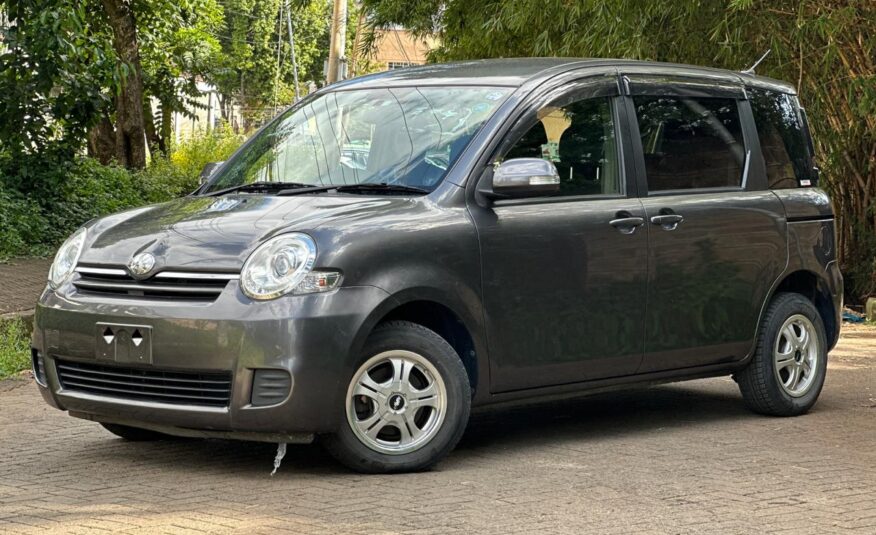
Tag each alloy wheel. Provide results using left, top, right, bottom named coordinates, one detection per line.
left=774, top=314, right=819, bottom=397
left=345, top=350, right=447, bottom=455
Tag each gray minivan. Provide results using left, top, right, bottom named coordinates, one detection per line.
left=33, top=59, right=842, bottom=473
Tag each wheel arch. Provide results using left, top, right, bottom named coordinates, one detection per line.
left=349, top=287, right=488, bottom=399
left=768, top=269, right=838, bottom=349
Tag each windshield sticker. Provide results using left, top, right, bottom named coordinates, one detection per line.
left=485, top=91, right=505, bottom=101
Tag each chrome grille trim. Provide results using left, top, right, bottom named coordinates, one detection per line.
left=155, top=271, right=239, bottom=280
left=75, top=266, right=127, bottom=276
left=73, top=265, right=236, bottom=300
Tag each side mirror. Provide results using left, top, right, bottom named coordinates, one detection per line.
left=199, top=161, right=224, bottom=185
left=484, top=158, right=560, bottom=199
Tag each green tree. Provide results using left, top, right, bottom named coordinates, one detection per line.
left=363, top=0, right=876, bottom=301
left=0, top=0, right=117, bottom=177
left=90, top=0, right=224, bottom=163
left=1, top=0, right=226, bottom=169
left=100, top=0, right=148, bottom=169
left=212, top=0, right=331, bottom=129
left=138, top=0, right=223, bottom=155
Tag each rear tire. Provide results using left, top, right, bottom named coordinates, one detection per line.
left=735, top=292, right=827, bottom=416
left=323, top=321, right=471, bottom=473
left=100, top=423, right=175, bottom=441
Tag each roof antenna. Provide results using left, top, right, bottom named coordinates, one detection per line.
left=742, top=49, right=771, bottom=75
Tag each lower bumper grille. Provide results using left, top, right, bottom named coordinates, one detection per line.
left=56, top=359, right=232, bottom=408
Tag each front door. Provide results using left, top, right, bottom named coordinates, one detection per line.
left=472, top=81, right=648, bottom=393
left=625, top=80, right=787, bottom=372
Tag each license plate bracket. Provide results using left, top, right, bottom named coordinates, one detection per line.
left=95, top=323, right=153, bottom=364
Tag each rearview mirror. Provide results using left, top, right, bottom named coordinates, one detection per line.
left=199, top=161, right=224, bottom=185
left=487, top=158, right=560, bottom=198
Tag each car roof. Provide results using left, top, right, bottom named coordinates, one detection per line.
left=329, top=57, right=796, bottom=94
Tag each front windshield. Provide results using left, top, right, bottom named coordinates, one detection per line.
left=203, top=86, right=513, bottom=194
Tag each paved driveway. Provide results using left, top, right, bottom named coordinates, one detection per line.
left=1, top=326, right=874, bottom=534
left=0, top=258, right=51, bottom=315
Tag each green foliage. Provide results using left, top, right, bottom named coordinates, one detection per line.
left=213, top=0, right=332, bottom=126
left=169, top=125, right=247, bottom=180
left=0, top=0, right=117, bottom=163
left=0, top=188, right=50, bottom=258
left=0, top=128, right=245, bottom=260
left=363, top=0, right=876, bottom=302
left=138, top=125, right=246, bottom=201
left=137, top=0, right=225, bottom=149
left=0, top=0, right=329, bottom=172
left=0, top=0, right=228, bottom=163
left=0, top=317, right=31, bottom=380
left=45, top=159, right=145, bottom=245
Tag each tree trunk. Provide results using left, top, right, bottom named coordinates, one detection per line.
left=218, top=94, right=229, bottom=122
left=87, top=114, right=117, bottom=165
left=101, top=0, right=147, bottom=169
left=160, top=104, right=172, bottom=152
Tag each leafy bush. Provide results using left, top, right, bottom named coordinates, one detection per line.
left=137, top=126, right=245, bottom=202
left=43, top=159, right=146, bottom=247
left=169, top=124, right=246, bottom=183
left=0, top=317, right=31, bottom=380
left=0, top=188, right=50, bottom=258
left=0, top=127, right=246, bottom=261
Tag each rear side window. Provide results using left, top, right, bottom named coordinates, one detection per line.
left=633, top=96, right=746, bottom=191
left=749, top=88, right=814, bottom=189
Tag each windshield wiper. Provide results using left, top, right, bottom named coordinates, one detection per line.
left=204, top=181, right=313, bottom=197
left=275, top=182, right=430, bottom=197
left=335, top=183, right=429, bottom=195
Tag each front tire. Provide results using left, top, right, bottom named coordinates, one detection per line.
left=735, top=292, right=827, bottom=416
left=323, top=321, right=471, bottom=473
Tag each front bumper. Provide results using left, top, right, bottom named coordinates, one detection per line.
left=32, top=281, right=390, bottom=437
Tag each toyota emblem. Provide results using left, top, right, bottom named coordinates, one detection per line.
left=128, top=252, right=156, bottom=276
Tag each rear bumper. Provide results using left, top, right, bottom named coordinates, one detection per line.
left=825, top=260, right=843, bottom=350
left=32, top=282, right=390, bottom=436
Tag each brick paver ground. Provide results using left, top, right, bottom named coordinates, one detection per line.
left=0, top=325, right=874, bottom=534
left=0, top=258, right=52, bottom=315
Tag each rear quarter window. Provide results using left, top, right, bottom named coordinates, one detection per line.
left=749, top=88, right=815, bottom=189
left=633, top=96, right=746, bottom=191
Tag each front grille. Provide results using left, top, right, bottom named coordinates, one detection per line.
left=73, top=266, right=237, bottom=301
left=56, top=359, right=232, bottom=407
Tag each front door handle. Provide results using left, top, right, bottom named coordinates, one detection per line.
left=609, top=213, right=645, bottom=235
left=650, top=213, right=684, bottom=231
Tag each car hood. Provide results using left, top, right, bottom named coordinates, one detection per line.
left=79, top=194, right=415, bottom=271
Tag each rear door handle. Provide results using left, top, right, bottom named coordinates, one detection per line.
left=609, top=214, right=645, bottom=235
left=650, top=213, right=684, bottom=231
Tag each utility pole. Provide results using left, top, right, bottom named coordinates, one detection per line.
left=272, top=1, right=284, bottom=113
left=326, top=0, right=347, bottom=84
left=285, top=6, right=301, bottom=101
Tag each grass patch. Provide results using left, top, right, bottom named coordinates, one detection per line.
left=0, top=317, right=31, bottom=379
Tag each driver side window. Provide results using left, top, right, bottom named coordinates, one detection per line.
left=505, top=96, right=621, bottom=197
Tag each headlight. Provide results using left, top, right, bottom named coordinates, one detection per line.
left=240, top=233, right=341, bottom=300
left=48, top=227, right=87, bottom=289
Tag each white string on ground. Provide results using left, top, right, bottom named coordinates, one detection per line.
left=270, top=442, right=287, bottom=476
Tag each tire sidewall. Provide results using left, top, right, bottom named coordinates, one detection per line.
left=326, top=322, right=471, bottom=473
